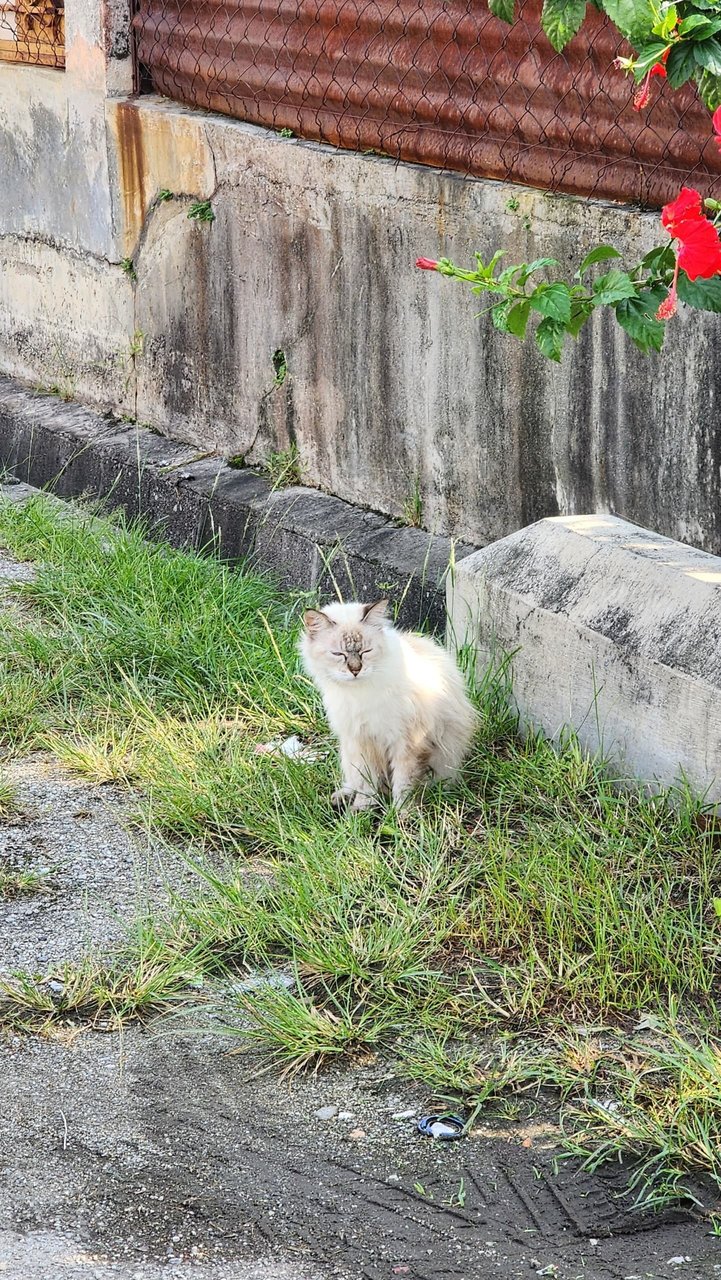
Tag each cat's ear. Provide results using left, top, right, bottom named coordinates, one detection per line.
left=303, top=609, right=334, bottom=635
left=361, top=599, right=389, bottom=626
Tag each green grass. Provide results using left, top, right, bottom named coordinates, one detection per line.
left=0, top=867, right=48, bottom=899
left=1, top=493, right=721, bottom=1207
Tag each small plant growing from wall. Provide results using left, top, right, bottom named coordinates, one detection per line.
left=272, top=348, right=288, bottom=386
left=266, top=443, right=301, bottom=489
left=120, top=258, right=137, bottom=282
left=187, top=200, right=215, bottom=224
left=402, top=478, right=424, bottom=528
left=157, top=189, right=174, bottom=202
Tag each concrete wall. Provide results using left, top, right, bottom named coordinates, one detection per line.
left=1, top=5, right=720, bottom=553
left=0, top=0, right=135, bottom=407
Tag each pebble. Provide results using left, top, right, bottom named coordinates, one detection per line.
left=337, top=1111, right=354, bottom=1120
left=349, top=1127, right=366, bottom=1140
left=315, top=1105, right=338, bottom=1120
left=667, top=1260, right=692, bottom=1268
left=392, top=1109, right=416, bottom=1120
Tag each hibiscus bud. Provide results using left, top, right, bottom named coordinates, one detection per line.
left=416, top=258, right=439, bottom=271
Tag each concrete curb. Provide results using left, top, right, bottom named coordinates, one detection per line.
left=0, top=378, right=475, bottom=631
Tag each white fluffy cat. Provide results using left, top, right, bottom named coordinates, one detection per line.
left=300, top=600, right=476, bottom=809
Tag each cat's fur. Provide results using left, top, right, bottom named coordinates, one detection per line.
left=300, top=600, right=477, bottom=809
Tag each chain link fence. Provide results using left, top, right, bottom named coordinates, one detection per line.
left=0, top=0, right=64, bottom=66
left=132, top=0, right=721, bottom=208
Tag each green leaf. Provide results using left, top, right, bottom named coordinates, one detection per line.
left=515, top=257, right=561, bottom=286
left=567, top=301, right=593, bottom=337
left=653, top=5, right=677, bottom=39
left=640, top=244, right=676, bottom=274
left=506, top=299, right=532, bottom=338
left=535, top=317, right=566, bottom=361
left=633, top=41, right=671, bottom=77
left=698, top=67, right=721, bottom=109
left=695, top=36, right=721, bottom=74
left=679, top=13, right=721, bottom=38
left=614, top=291, right=666, bottom=354
left=491, top=300, right=513, bottom=332
left=592, top=269, right=638, bottom=305
left=541, top=0, right=588, bottom=51
left=601, top=0, right=656, bottom=43
left=577, top=244, right=622, bottom=276
left=677, top=272, right=721, bottom=312
left=530, top=282, right=573, bottom=323
left=713, top=897, right=721, bottom=919
left=666, top=39, right=699, bottom=88
left=488, top=0, right=516, bottom=21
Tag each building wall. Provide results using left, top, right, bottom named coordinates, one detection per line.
left=0, top=7, right=719, bottom=551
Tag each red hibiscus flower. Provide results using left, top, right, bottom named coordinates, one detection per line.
left=416, top=258, right=439, bottom=271
left=655, top=186, right=721, bottom=320
left=713, top=105, right=721, bottom=155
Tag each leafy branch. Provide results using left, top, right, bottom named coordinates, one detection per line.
left=426, top=240, right=721, bottom=357
left=490, top=0, right=721, bottom=109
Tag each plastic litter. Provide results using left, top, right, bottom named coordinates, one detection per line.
left=254, top=734, right=324, bottom=761
left=417, top=1113, right=465, bottom=1140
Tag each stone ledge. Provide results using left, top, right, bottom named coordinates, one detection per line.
left=0, top=377, right=474, bottom=631
left=448, top=512, right=721, bottom=798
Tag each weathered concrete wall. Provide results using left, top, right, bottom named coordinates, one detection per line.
left=0, top=0, right=135, bottom=405
left=448, top=514, right=721, bottom=798
left=2, top=58, right=721, bottom=552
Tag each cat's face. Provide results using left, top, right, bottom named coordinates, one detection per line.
left=302, top=600, right=389, bottom=683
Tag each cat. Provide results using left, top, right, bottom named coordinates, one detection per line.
left=300, top=599, right=477, bottom=809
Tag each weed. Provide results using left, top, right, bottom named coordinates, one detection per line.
left=0, top=867, right=48, bottom=899
left=0, top=773, right=17, bottom=817
left=188, top=200, right=215, bottom=223
left=128, top=329, right=144, bottom=359
left=120, top=258, right=137, bottom=282
left=0, top=926, right=205, bottom=1031
left=277, top=128, right=294, bottom=139
left=506, top=197, right=520, bottom=212
left=401, top=477, right=423, bottom=528
left=447, top=1177, right=466, bottom=1208
left=227, top=454, right=246, bottom=470
left=158, top=188, right=174, bottom=202
left=272, top=348, right=288, bottom=387
left=265, top=443, right=301, bottom=489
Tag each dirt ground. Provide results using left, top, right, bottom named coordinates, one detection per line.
left=1, top=543, right=720, bottom=1280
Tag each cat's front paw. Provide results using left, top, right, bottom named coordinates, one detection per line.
left=351, top=792, right=376, bottom=811
left=331, top=788, right=352, bottom=808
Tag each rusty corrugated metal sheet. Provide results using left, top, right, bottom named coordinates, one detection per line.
left=132, top=0, right=721, bottom=207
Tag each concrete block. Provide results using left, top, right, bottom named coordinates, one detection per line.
left=448, top=513, right=721, bottom=798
